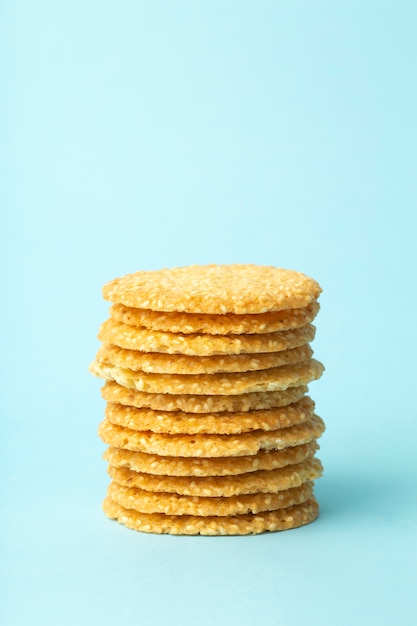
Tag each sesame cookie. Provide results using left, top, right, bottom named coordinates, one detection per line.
left=104, top=396, right=315, bottom=435
left=90, top=358, right=324, bottom=395
left=107, top=480, right=314, bottom=516
left=95, top=343, right=313, bottom=375
left=110, top=300, right=320, bottom=335
left=98, top=319, right=316, bottom=356
left=102, top=265, right=321, bottom=314
left=107, top=457, right=323, bottom=496
left=103, top=496, right=320, bottom=535
left=101, top=381, right=309, bottom=413
left=103, top=441, right=319, bottom=477
left=98, top=415, right=325, bottom=457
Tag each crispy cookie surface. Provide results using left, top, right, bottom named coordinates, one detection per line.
left=98, top=319, right=316, bottom=356
left=98, top=415, right=325, bottom=457
left=90, top=358, right=324, bottom=395
left=102, top=265, right=322, bottom=314
left=95, top=344, right=313, bottom=374
left=103, top=441, right=319, bottom=476
left=101, top=381, right=308, bottom=413
left=107, top=480, right=314, bottom=516
left=104, top=396, right=315, bottom=434
left=103, top=496, right=319, bottom=535
left=108, top=457, right=323, bottom=496
left=110, top=301, right=320, bottom=335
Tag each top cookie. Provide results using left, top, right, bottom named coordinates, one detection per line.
left=103, top=265, right=321, bottom=314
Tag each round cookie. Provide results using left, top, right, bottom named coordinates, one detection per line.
left=98, top=319, right=316, bottom=356
left=110, top=301, right=320, bottom=335
left=95, top=344, right=313, bottom=375
left=102, top=264, right=322, bottom=314
left=108, top=457, right=323, bottom=498
left=101, top=381, right=309, bottom=413
left=98, top=415, right=325, bottom=457
left=90, top=358, right=324, bottom=396
left=107, top=457, right=323, bottom=497
left=103, top=441, right=319, bottom=476
left=104, top=396, right=315, bottom=435
left=107, top=480, right=314, bottom=516
left=103, top=496, right=319, bottom=535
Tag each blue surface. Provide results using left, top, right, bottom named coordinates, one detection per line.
left=1, top=2, right=416, bottom=625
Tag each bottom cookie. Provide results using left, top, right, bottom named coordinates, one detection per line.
left=103, top=495, right=319, bottom=535
left=107, top=480, right=314, bottom=516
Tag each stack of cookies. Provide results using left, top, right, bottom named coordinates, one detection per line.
left=90, top=264, right=325, bottom=535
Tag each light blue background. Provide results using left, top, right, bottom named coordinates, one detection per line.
left=1, top=2, right=416, bottom=625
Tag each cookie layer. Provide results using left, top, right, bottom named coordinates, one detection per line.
left=102, top=265, right=322, bottom=314
left=110, top=301, right=320, bottom=335
left=103, top=496, right=319, bottom=534
left=104, top=396, right=315, bottom=435
left=95, top=344, right=313, bottom=374
left=107, top=480, right=314, bottom=516
left=103, top=441, right=319, bottom=477
left=108, top=457, right=323, bottom=496
left=101, top=381, right=308, bottom=413
left=98, top=415, right=325, bottom=457
left=98, top=319, right=316, bottom=356
left=90, top=358, right=324, bottom=395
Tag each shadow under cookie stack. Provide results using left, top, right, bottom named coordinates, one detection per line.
left=90, top=264, right=325, bottom=535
